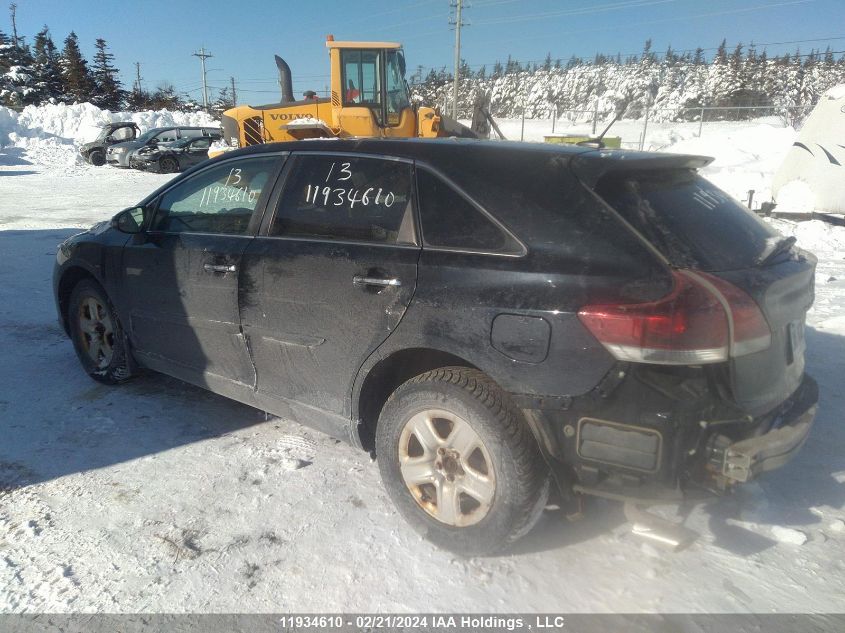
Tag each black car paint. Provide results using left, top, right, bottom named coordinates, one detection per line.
left=131, top=135, right=221, bottom=173
left=54, top=138, right=818, bottom=502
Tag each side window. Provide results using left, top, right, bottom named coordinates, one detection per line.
left=270, top=154, right=416, bottom=245
left=156, top=129, right=178, bottom=143
left=151, top=156, right=279, bottom=235
left=417, top=168, right=522, bottom=254
left=191, top=138, right=211, bottom=149
left=111, top=126, right=134, bottom=141
left=180, top=128, right=203, bottom=139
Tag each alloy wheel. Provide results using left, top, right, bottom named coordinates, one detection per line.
left=398, top=409, right=496, bottom=527
left=77, top=296, right=114, bottom=369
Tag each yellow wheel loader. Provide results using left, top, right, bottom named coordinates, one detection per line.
left=217, top=36, right=477, bottom=153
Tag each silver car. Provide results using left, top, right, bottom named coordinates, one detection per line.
left=106, top=126, right=220, bottom=168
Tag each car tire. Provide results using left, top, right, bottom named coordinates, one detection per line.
left=68, top=279, right=135, bottom=385
left=159, top=157, right=179, bottom=173
left=376, top=367, right=549, bottom=556
left=88, top=150, right=105, bottom=166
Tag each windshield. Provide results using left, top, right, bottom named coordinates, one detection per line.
left=136, top=129, right=164, bottom=144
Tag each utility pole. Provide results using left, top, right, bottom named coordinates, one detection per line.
left=450, top=0, right=465, bottom=120
left=134, top=62, right=143, bottom=94
left=192, top=47, right=213, bottom=110
left=9, top=3, right=19, bottom=50
left=230, top=76, right=237, bottom=106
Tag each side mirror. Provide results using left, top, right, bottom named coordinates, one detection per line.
left=147, top=138, right=158, bottom=146
left=111, top=207, right=146, bottom=234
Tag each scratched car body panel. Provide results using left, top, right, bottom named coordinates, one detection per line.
left=54, top=138, right=819, bottom=553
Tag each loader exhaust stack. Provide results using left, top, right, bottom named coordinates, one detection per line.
left=275, top=55, right=295, bottom=104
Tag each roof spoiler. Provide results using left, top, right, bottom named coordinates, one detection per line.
left=571, top=151, right=714, bottom=188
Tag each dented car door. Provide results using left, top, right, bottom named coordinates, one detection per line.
left=240, top=152, right=420, bottom=436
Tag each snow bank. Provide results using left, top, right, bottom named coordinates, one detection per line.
left=0, top=102, right=219, bottom=166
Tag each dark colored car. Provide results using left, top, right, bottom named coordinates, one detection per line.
left=53, top=139, right=818, bottom=555
left=107, top=126, right=221, bottom=168
left=129, top=134, right=221, bottom=173
left=79, top=122, right=140, bottom=166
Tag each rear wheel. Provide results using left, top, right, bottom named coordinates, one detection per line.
left=159, top=156, right=179, bottom=173
left=88, top=150, right=105, bottom=166
left=68, top=279, right=134, bottom=384
left=376, top=367, right=549, bottom=556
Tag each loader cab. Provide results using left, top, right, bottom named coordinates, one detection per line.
left=329, top=38, right=415, bottom=137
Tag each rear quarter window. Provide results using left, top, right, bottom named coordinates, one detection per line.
left=417, top=168, right=523, bottom=254
left=595, top=169, right=779, bottom=272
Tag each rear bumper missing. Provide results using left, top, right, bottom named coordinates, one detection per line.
left=708, top=375, right=818, bottom=484
left=535, top=367, right=819, bottom=505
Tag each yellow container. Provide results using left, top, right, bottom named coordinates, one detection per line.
left=544, top=134, right=621, bottom=149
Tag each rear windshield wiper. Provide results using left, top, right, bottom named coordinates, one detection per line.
left=756, top=235, right=797, bottom=266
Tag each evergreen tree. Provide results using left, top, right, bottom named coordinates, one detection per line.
left=149, top=82, right=181, bottom=110
left=642, top=38, right=655, bottom=64
left=91, top=38, right=122, bottom=109
left=543, top=52, right=552, bottom=71
left=32, top=26, right=63, bottom=102
left=60, top=31, right=94, bottom=102
left=211, top=85, right=234, bottom=114
left=824, top=46, right=835, bottom=67
left=715, top=39, right=728, bottom=65
left=0, top=7, right=37, bottom=108
left=125, top=86, right=151, bottom=110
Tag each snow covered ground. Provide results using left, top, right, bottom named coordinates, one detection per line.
left=2, top=108, right=845, bottom=613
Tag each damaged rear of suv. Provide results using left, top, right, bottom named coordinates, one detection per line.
left=559, top=155, right=817, bottom=505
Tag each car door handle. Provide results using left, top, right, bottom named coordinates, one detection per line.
left=203, top=263, right=237, bottom=273
left=352, top=275, right=401, bottom=287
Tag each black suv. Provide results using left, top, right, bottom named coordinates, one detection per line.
left=53, top=139, right=818, bottom=555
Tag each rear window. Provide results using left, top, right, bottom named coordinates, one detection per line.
left=595, top=169, right=779, bottom=272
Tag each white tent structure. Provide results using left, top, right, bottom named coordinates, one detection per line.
left=773, top=84, right=845, bottom=213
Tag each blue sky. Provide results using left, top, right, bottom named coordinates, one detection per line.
left=8, top=0, right=845, bottom=104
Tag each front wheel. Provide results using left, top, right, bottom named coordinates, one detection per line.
left=159, top=156, right=179, bottom=173
left=68, top=279, right=135, bottom=384
left=88, top=150, right=105, bottom=166
left=376, top=367, right=549, bottom=556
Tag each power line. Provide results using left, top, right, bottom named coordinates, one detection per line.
left=473, top=0, right=679, bottom=26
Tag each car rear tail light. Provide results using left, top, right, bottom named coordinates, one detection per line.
left=577, top=270, right=771, bottom=365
